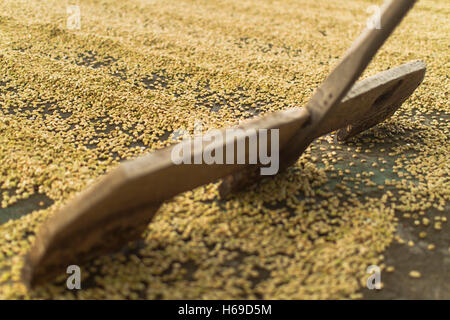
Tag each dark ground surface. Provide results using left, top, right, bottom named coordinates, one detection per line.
left=362, top=203, right=450, bottom=299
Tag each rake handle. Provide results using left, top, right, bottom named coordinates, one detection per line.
left=281, top=0, right=418, bottom=169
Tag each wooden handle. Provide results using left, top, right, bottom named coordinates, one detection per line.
left=278, top=0, right=418, bottom=170
left=308, top=0, right=418, bottom=125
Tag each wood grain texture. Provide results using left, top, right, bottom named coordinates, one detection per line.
left=218, top=60, right=426, bottom=197
left=321, top=60, right=426, bottom=139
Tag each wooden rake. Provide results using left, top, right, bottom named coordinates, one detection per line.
left=23, top=0, right=425, bottom=287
